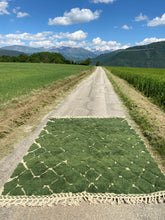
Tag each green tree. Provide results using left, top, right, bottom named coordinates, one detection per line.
left=0, top=55, right=11, bottom=62
left=96, top=61, right=100, bottom=66
left=18, top=53, right=29, bottom=62
left=0, top=51, right=74, bottom=64
left=10, top=56, right=18, bottom=62
left=80, top=57, right=92, bottom=65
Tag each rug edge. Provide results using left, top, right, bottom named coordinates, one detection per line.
left=0, top=191, right=164, bottom=207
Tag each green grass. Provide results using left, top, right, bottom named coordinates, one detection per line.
left=106, top=66, right=165, bottom=111
left=2, top=118, right=165, bottom=196
left=0, top=63, right=91, bottom=104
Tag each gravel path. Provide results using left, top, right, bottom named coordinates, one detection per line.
left=0, top=67, right=164, bottom=220
left=51, top=66, right=125, bottom=118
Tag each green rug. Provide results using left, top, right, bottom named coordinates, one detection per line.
left=1, top=118, right=165, bottom=205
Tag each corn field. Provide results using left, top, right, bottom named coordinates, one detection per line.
left=106, top=67, right=165, bottom=111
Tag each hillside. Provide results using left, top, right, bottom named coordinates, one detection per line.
left=0, top=49, right=24, bottom=56
left=92, top=49, right=123, bottom=65
left=2, top=45, right=97, bottom=61
left=2, top=45, right=45, bottom=54
left=96, top=41, right=165, bottom=68
left=49, top=47, right=97, bottom=61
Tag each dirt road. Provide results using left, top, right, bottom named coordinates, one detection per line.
left=0, top=67, right=164, bottom=220
left=51, top=67, right=125, bottom=118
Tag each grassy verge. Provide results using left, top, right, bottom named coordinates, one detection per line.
left=105, top=68, right=165, bottom=168
left=0, top=66, right=95, bottom=159
left=2, top=118, right=165, bottom=196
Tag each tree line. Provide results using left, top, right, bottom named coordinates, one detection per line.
left=0, top=52, right=93, bottom=65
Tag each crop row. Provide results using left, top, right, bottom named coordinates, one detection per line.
left=106, top=67, right=165, bottom=110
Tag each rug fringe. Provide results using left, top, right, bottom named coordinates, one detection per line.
left=0, top=191, right=164, bottom=207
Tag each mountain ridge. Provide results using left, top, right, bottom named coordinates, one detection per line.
left=0, top=48, right=25, bottom=57
left=2, top=41, right=165, bottom=67
left=1, top=45, right=98, bottom=61
left=92, top=49, right=123, bottom=65
left=94, top=41, right=165, bottom=68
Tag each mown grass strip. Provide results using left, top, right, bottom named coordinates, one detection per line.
left=105, top=68, right=165, bottom=161
left=106, top=66, right=165, bottom=111
left=2, top=118, right=165, bottom=196
left=0, top=63, right=91, bottom=104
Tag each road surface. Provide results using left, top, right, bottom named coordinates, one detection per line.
left=51, top=67, right=125, bottom=118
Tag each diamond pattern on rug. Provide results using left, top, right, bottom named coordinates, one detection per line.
left=2, top=118, right=165, bottom=196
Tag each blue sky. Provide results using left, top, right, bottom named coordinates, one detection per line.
left=0, top=0, right=165, bottom=52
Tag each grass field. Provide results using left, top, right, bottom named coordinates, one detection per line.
left=106, top=67, right=165, bottom=111
left=0, top=63, right=91, bottom=104
left=2, top=118, right=165, bottom=196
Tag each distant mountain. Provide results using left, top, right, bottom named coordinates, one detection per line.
left=92, top=49, right=123, bottom=65
left=2, top=45, right=97, bottom=61
left=3, top=42, right=165, bottom=67
left=49, top=47, right=97, bottom=61
left=0, top=48, right=24, bottom=56
left=96, top=41, right=165, bottom=68
left=2, top=45, right=46, bottom=54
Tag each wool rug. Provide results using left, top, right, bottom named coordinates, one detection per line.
left=0, top=118, right=165, bottom=206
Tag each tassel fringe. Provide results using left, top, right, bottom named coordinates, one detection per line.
left=0, top=191, right=164, bottom=207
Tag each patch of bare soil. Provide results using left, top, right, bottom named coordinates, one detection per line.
left=0, top=67, right=95, bottom=159
left=105, top=68, right=165, bottom=173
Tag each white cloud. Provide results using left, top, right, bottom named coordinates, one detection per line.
left=0, top=0, right=10, bottom=15
left=136, top=37, right=165, bottom=46
left=29, top=40, right=54, bottom=48
left=0, top=31, right=131, bottom=52
left=0, top=31, right=81, bottom=48
left=78, top=41, right=87, bottom=47
left=13, top=8, right=17, bottom=14
left=30, top=40, right=79, bottom=48
left=54, top=40, right=77, bottom=48
left=147, top=13, right=165, bottom=27
left=53, top=30, right=88, bottom=41
left=92, top=37, right=122, bottom=51
left=92, top=37, right=120, bottom=47
left=91, top=0, right=115, bottom=3
left=1, top=31, right=86, bottom=47
left=13, top=7, right=20, bottom=14
left=12, top=6, right=30, bottom=18
left=17, top=12, right=29, bottom=18
left=0, top=39, right=25, bottom=46
left=92, top=37, right=103, bottom=45
left=48, top=8, right=101, bottom=25
left=121, top=43, right=131, bottom=49
left=5, top=32, right=53, bottom=41
left=122, top=25, right=132, bottom=30
left=135, top=13, right=148, bottom=22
